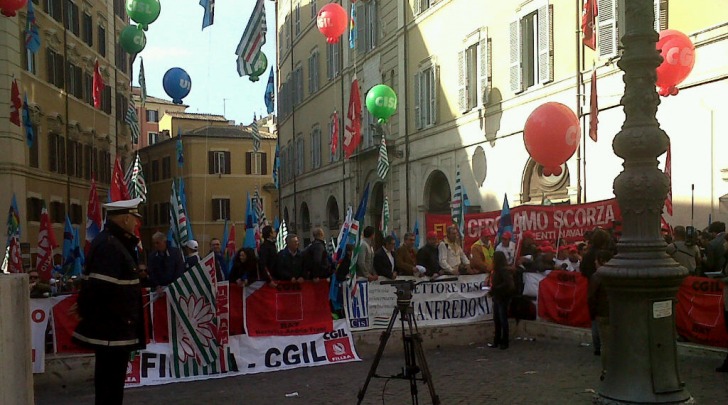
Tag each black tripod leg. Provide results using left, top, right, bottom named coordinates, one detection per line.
left=401, top=314, right=419, bottom=405
left=357, top=307, right=400, bottom=405
left=410, top=317, right=440, bottom=405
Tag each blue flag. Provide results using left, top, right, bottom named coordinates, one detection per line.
left=413, top=219, right=420, bottom=248
left=25, top=0, right=40, bottom=54
left=273, top=142, right=280, bottom=189
left=348, top=3, right=357, bottom=49
left=497, top=193, right=512, bottom=241
left=391, top=230, right=400, bottom=249
left=176, top=129, right=184, bottom=168
left=264, top=67, right=275, bottom=114
left=62, top=216, right=83, bottom=276
left=273, top=216, right=280, bottom=232
left=243, top=193, right=257, bottom=249
left=200, top=0, right=215, bottom=29
left=23, top=93, right=34, bottom=147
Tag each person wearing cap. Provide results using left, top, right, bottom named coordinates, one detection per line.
left=417, top=231, right=441, bottom=277
left=567, top=245, right=581, bottom=272
left=183, top=240, right=200, bottom=268
left=520, top=230, right=539, bottom=257
left=147, top=231, right=186, bottom=294
left=495, top=231, right=516, bottom=266
left=438, top=225, right=470, bottom=276
left=534, top=245, right=557, bottom=272
left=73, top=198, right=146, bottom=405
left=554, top=245, right=574, bottom=271
left=470, top=229, right=495, bottom=274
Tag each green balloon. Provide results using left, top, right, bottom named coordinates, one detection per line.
left=366, top=84, right=398, bottom=124
left=119, top=25, right=146, bottom=54
left=126, top=0, right=161, bottom=30
left=249, top=53, right=268, bottom=82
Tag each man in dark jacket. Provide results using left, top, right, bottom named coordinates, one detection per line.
left=147, top=231, right=185, bottom=294
left=73, top=198, right=146, bottom=405
left=303, top=227, right=332, bottom=280
left=277, top=233, right=304, bottom=282
left=258, top=225, right=278, bottom=282
left=373, top=235, right=397, bottom=279
left=417, top=231, right=441, bottom=277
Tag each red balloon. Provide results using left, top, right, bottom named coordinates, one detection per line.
left=316, top=3, right=348, bottom=44
left=656, top=30, right=695, bottom=97
left=0, top=0, right=27, bottom=17
left=523, top=102, right=580, bottom=175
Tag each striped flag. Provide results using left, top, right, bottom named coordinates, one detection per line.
left=125, top=97, right=141, bottom=144
left=452, top=166, right=463, bottom=232
left=235, top=0, right=267, bottom=77
left=176, top=129, right=184, bottom=168
left=167, top=252, right=220, bottom=376
left=664, top=142, right=672, bottom=216
left=334, top=205, right=353, bottom=262
left=125, top=153, right=147, bottom=202
left=348, top=184, right=371, bottom=295
left=251, top=114, right=260, bottom=153
left=138, top=57, right=147, bottom=108
left=276, top=219, right=288, bottom=252
left=380, top=196, right=390, bottom=235
left=253, top=188, right=267, bottom=227
left=170, top=179, right=189, bottom=248
left=377, top=136, right=389, bottom=179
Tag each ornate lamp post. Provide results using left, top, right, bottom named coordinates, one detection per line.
left=597, top=1, right=692, bottom=404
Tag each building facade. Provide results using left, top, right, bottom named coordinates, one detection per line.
left=131, top=86, right=187, bottom=150
left=139, top=113, right=278, bottom=250
left=0, top=0, right=135, bottom=266
left=276, top=0, right=728, bottom=243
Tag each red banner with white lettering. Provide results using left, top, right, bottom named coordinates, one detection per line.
left=426, top=198, right=621, bottom=253
left=676, top=276, right=728, bottom=348
left=244, top=281, right=334, bottom=337
left=537, top=270, right=591, bottom=328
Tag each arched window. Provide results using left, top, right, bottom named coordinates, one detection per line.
left=326, top=196, right=340, bottom=230
left=521, top=159, right=570, bottom=204
left=424, top=170, right=451, bottom=214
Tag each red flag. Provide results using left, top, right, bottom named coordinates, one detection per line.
left=36, top=203, right=58, bottom=281
left=582, top=0, right=597, bottom=50
left=664, top=143, right=673, bottom=216
left=8, top=236, right=23, bottom=273
left=343, top=77, right=362, bottom=159
left=110, top=156, right=130, bottom=202
left=10, top=79, right=21, bottom=126
left=93, top=61, right=104, bottom=109
left=589, top=67, right=598, bottom=142
left=330, top=110, right=339, bottom=158
left=85, top=176, right=103, bottom=254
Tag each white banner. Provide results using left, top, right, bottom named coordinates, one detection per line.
left=124, top=319, right=360, bottom=387
left=30, top=297, right=65, bottom=373
left=344, top=275, right=493, bottom=331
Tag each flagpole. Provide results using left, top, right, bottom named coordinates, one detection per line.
left=63, top=0, right=71, bottom=220
left=575, top=0, right=583, bottom=204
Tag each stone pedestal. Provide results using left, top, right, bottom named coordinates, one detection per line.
left=0, top=275, right=34, bottom=405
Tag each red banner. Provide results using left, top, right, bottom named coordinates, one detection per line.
left=229, top=283, right=244, bottom=336
left=51, top=295, right=92, bottom=354
left=676, top=276, right=728, bottom=348
left=426, top=198, right=621, bottom=252
left=244, top=281, right=334, bottom=337
left=537, top=270, right=591, bottom=328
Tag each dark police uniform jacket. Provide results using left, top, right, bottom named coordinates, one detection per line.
left=73, top=221, right=146, bottom=350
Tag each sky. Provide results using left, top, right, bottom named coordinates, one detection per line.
left=131, top=0, right=277, bottom=126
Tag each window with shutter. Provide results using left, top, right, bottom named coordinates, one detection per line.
left=479, top=30, right=490, bottom=106
left=597, top=0, right=618, bottom=58
left=511, top=3, right=551, bottom=92
left=262, top=152, right=268, bottom=175
left=224, top=151, right=231, bottom=174
left=458, top=50, right=467, bottom=112
left=509, top=20, right=523, bottom=93
left=537, top=5, right=553, bottom=84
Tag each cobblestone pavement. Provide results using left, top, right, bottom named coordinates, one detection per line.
left=36, top=337, right=727, bottom=405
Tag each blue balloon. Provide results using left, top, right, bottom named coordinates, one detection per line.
left=162, top=68, right=191, bottom=104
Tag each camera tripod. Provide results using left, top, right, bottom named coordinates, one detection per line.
left=357, top=279, right=448, bottom=405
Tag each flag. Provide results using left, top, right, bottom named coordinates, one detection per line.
left=243, top=193, right=257, bottom=250
left=273, top=142, right=280, bottom=188
left=125, top=97, right=141, bottom=144
left=348, top=183, right=371, bottom=294
left=380, top=196, right=389, bottom=235
left=36, top=202, right=58, bottom=281
left=235, top=0, right=267, bottom=77
left=170, top=179, right=189, bottom=248
left=178, top=178, right=194, bottom=241
left=589, top=66, right=598, bottom=142
left=5, top=193, right=20, bottom=242
left=93, top=60, right=104, bottom=109
left=330, top=110, right=339, bottom=159
left=125, top=153, right=147, bottom=202
left=391, top=230, right=400, bottom=249
left=334, top=205, right=353, bottom=263
left=222, top=220, right=236, bottom=277
left=25, top=0, right=40, bottom=54
left=167, top=253, right=220, bottom=375
left=110, top=156, right=130, bottom=202
left=276, top=219, right=288, bottom=252
left=582, top=0, right=597, bottom=50
left=273, top=216, right=280, bottom=232
left=348, top=3, right=357, bottom=49
left=413, top=219, right=420, bottom=248
left=452, top=166, right=463, bottom=232
left=343, top=77, right=362, bottom=159
left=264, top=67, right=275, bottom=114
left=10, top=79, right=21, bottom=126
left=62, top=216, right=83, bottom=277
left=497, top=193, right=513, bottom=241
left=139, top=57, right=147, bottom=108
left=85, top=177, right=103, bottom=252
left=460, top=184, right=470, bottom=237
left=200, top=0, right=215, bottom=29
left=664, top=142, right=673, bottom=216
left=176, top=130, right=185, bottom=168
left=377, top=136, right=389, bottom=179
left=251, top=114, right=260, bottom=153
left=23, top=93, right=35, bottom=147
left=254, top=188, right=267, bottom=227
left=2, top=194, right=21, bottom=273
